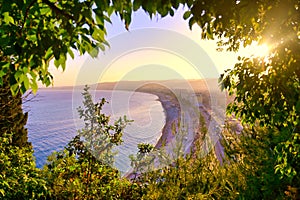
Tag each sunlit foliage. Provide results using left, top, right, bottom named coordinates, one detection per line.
left=0, top=133, right=48, bottom=199
left=1, top=0, right=299, bottom=199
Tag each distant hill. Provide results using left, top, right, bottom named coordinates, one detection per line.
left=95, top=79, right=218, bottom=92
left=42, top=79, right=218, bottom=91
left=41, top=79, right=231, bottom=109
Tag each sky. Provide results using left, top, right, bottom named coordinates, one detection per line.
left=47, top=6, right=266, bottom=87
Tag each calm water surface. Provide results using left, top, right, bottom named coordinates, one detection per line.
left=24, top=89, right=165, bottom=174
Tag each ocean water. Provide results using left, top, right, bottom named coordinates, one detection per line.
left=23, top=89, right=165, bottom=174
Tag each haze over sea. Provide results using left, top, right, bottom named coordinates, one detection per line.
left=24, top=89, right=165, bottom=174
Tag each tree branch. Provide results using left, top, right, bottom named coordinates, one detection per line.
left=42, top=0, right=74, bottom=21
left=24, top=0, right=37, bottom=23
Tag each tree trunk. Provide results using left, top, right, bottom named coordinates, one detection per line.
left=0, top=75, right=30, bottom=148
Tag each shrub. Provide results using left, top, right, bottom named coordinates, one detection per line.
left=0, top=133, right=49, bottom=199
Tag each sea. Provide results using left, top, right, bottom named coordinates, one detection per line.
left=23, top=89, right=165, bottom=174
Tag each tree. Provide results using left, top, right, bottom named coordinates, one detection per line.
left=1, top=0, right=299, bottom=197
left=208, top=0, right=300, bottom=187
left=182, top=0, right=300, bottom=194
left=0, top=0, right=182, bottom=94
left=43, top=86, right=139, bottom=199
left=0, top=0, right=131, bottom=147
left=0, top=75, right=29, bottom=147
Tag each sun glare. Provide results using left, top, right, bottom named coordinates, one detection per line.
left=249, top=43, right=270, bottom=58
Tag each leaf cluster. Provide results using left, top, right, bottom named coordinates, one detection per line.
left=214, top=0, right=300, bottom=188
left=0, top=133, right=49, bottom=199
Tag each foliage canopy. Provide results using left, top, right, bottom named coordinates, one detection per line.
left=1, top=0, right=299, bottom=198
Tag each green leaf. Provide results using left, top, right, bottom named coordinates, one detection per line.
left=92, top=28, right=105, bottom=42
left=133, top=0, right=142, bottom=11
left=97, top=43, right=106, bottom=51
left=54, top=59, right=60, bottom=69
left=40, top=7, right=51, bottom=15
left=0, top=70, right=6, bottom=78
left=88, top=47, right=99, bottom=58
left=10, top=84, right=19, bottom=96
left=169, top=9, right=174, bottom=16
left=2, top=12, right=14, bottom=24
left=23, top=76, right=30, bottom=90
left=107, top=7, right=114, bottom=16
left=30, top=80, right=38, bottom=94
left=95, top=15, right=104, bottom=26
left=188, top=17, right=196, bottom=29
left=183, top=11, right=191, bottom=20
left=54, top=53, right=66, bottom=70
left=45, top=48, right=53, bottom=60
left=14, top=71, right=23, bottom=82
left=0, top=189, right=5, bottom=197
left=68, top=48, right=75, bottom=59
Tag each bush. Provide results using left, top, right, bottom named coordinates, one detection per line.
left=221, top=123, right=298, bottom=199
left=0, top=133, right=49, bottom=199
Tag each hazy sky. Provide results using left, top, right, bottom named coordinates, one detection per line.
left=48, top=6, right=264, bottom=87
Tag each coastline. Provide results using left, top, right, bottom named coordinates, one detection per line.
left=134, top=89, right=181, bottom=150
left=48, top=80, right=227, bottom=176
left=148, top=92, right=181, bottom=149
left=123, top=90, right=181, bottom=179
